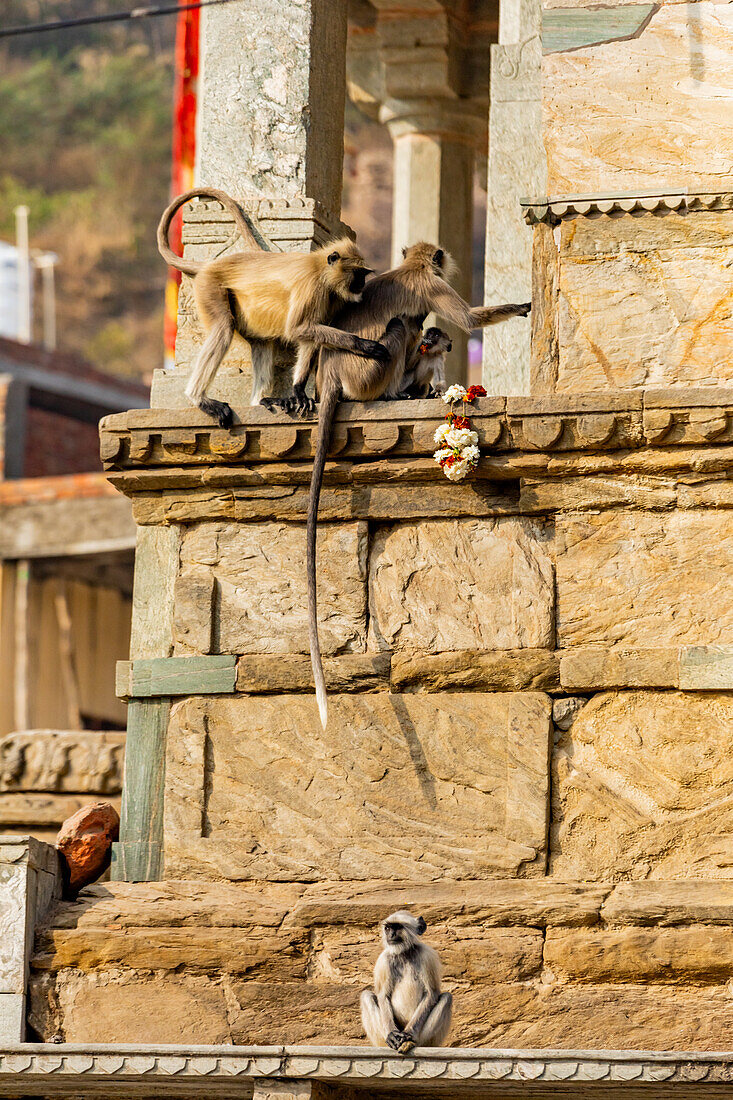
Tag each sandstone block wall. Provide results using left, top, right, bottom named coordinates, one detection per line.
left=29, top=879, right=733, bottom=1049
left=542, top=2, right=733, bottom=196
left=96, top=393, right=733, bottom=891
left=527, top=197, right=733, bottom=395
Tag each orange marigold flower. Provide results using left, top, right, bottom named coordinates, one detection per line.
left=466, top=384, right=487, bottom=401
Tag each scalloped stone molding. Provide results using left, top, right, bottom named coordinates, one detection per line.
left=1, top=1043, right=733, bottom=1094
left=521, top=190, right=733, bottom=225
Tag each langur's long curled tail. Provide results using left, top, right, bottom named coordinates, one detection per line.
left=156, top=187, right=264, bottom=276
left=307, top=380, right=341, bottom=729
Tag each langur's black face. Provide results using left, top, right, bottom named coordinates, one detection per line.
left=384, top=921, right=405, bottom=946
left=348, top=266, right=371, bottom=295
left=423, top=327, right=452, bottom=353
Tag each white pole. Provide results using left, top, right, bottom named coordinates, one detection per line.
left=14, top=205, right=31, bottom=343
left=35, top=252, right=58, bottom=350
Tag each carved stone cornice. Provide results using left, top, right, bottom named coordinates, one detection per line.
left=521, top=190, right=733, bottom=226
left=1, top=1043, right=733, bottom=1094
left=0, top=730, right=124, bottom=795
left=100, top=390, right=733, bottom=480
left=182, top=196, right=354, bottom=252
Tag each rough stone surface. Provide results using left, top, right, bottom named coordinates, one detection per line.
left=603, top=881, right=733, bottom=926
left=551, top=213, right=733, bottom=392
left=545, top=927, right=733, bottom=983
left=29, top=969, right=733, bottom=1049
left=543, top=3, right=733, bottom=194
left=56, top=803, right=120, bottom=892
left=556, top=512, right=733, bottom=647
left=164, top=693, right=552, bottom=881
left=552, top=691, right=733, bottom=879
left=236, top=654, right=390, bottom=694
left=391, top=649, right=560, bottom=693
left=174, top=521, right=368, bottom=656
left=41, top=879, right=610, bottom=931
left=551, top=696, right=587, bottom=731
left=560, top=647, right=679, bottom=690
left=483, top=0, right=544, bottom=394
left=369, top=519, right=554, bottom=653
left=196, top=0, right=346, bottom=209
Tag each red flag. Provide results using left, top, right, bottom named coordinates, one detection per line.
left=164, top=0, right=199, bottom=366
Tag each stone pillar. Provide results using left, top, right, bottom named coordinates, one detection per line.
left=382, top=103, right=484, bottom=387
left=346, top=4, right=493, bottom=388
left=152, top=0, right=351, bottom=411
left=253, top=1080, right=313, bottom=1100
left=196, top=0, right=347, bottom=206
left=482, top=0, right=546, bottom=395
left=0, top=837, right=60, bottom=1041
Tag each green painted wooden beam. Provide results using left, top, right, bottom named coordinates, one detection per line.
left=543, top=4, right=657, bottom=54
left=110, top=697, right=170, bottom=882
left=116, top=655, right=237, bottom=699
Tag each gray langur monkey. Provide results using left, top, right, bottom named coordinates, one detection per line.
left=361, top=911, right=453, bottom=1054
left=400, top=326, right=452, bottom=397
left=157, top=188, right=389, bottom=427
left=307, top=241, right=530, bottom=728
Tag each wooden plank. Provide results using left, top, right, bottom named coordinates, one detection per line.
left=13, top=560, right=29, bottom=731
left=116, top=655, right=237, bottom=699
left=111, top=697, right=170, bottom=882
left=542, top=4, right=657, bottom=55
left=52, top=581, right=82, bottom=730
left=679, top=646, right=733, bottom=690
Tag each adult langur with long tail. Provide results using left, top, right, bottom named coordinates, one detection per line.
left=307, top=242, right=531, bottom=727
left=157, top=187, right=390, bottom=427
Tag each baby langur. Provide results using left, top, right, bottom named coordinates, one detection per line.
left=361, top=912, right=453, bottom=1054
left=400, top=326, right=452, bottom=397
left=157, top=187, right=388, bottom=427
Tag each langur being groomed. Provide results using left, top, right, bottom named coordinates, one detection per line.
left=157, top=188, right=389, bottom=427
left=361, top=911, right=453, bottom=1053
left=307, top=241, right=530, bottom=728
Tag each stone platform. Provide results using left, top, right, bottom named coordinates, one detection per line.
left=26, top=879, right=733, bottom=1050
left=3, top=1043, right=733, bottom=1098
left=65, top=390, right=733, bottom=1050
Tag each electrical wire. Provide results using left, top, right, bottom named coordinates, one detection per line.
left=0, top=0, right=240, bottom=40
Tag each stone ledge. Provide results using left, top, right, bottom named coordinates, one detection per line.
left=521, top=190, right=733, bottom=225
left=100, top=390, right=733, bottom=477
left=113, top=647, right=733, bottom=698
left=560, top=646, right=733, bottom=690
left=2, top=1043, right=733, bottom=1094
left=39, top=880, right=609, bottom=932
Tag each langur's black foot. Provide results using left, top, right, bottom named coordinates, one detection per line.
left=199, top=397, right=233, bottom=428
left=295, top=394, right=317, bottom=418
left=259, top=397, right=278, bottom=410
left=280, top=386, right=317, bottom=418
left=397, top=1036, right=416, bottom=1056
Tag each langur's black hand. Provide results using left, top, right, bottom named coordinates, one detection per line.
left=387, top=1030, right=405, bottom=1051
left=356, top=339, right=391, bottom=363
left=518, top=302, right=531, bottom=315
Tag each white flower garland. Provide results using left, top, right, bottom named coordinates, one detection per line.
left=432, top=384, right=486, bottom=481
